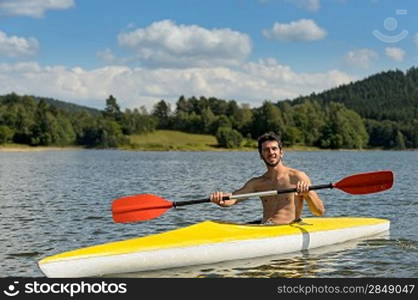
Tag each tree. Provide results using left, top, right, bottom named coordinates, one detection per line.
left=394, top=130, right=406, bottom=150
left=122, top=108, right=157, bottom=135
left=176, top=95, right=192, bottom=114
left=234, top=104, right=253, bottom=135
left=216, top=127, right=243, bottom=148
left=13, top=103, right=36, bottom=144
left=55, top=116, right=76, bottom=145
left=81, top=118, right=127, bottom=148
left=0, top=125, right=14, bottom=144
left=291, top=100, right=325, bottom=146
left=152, top=100, right=171, bottom=128
left=251, top=101, right=284, bottom=139
left=365, top=119, right=396, bottom=148
left=214, top=115, right=232, bottom=131
left=282, top=126, right=304, bottom=146
left=319, top=102, right=368, bottom=149
left=30, top=99, right=52, bottom=145
left=103, top=95, right=123, bottom=122
left=201, top=107, right=216, bottom=134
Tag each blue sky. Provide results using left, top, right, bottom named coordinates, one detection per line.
left=1, top=0, right=417, bottom=110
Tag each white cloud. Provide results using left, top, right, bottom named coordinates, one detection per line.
left=345, top=49, right=378, bottom=69
left=0, top=60, right=353, bottom=110
left=241, top=58, right=351, bottom=97
left=96, top=49, right=116, bottom=64
left=0, top=0, right=74, bottom=18
left=117, top=20, right=252, bottom=68
left=385, top=47, right=405, bottom=62
left=263, top=19, right=327, bottom=42
left=0, top=30, right=39, bottom=57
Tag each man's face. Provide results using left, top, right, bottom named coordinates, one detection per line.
left=260, top=140, right=283, bottom=167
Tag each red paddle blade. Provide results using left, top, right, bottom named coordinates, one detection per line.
left=112, top=194, right=173, bottom=223
left=334, top=170, right=394, bottom=194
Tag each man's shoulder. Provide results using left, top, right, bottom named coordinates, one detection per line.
left=247, top=175, right=265, bottom=183
left=287, top=168, right=309, bottom=179
left=245, top=174, right=269, bottom=188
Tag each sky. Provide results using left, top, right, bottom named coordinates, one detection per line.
left=1, top=0, right=417, bottom=110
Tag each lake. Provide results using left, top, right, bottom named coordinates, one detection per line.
left=0, top=149, right=417, bottom=277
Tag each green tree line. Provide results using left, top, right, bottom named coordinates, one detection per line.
left=1, top=67, right=417, bottom=149
left=0, top=93, right=156, bottom=148
left=151, top=96, right=369, bottom=149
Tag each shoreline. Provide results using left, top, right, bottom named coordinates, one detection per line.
left=0, top=146, right=84, bottom=152
left=1, top=144, right=410, bottom=152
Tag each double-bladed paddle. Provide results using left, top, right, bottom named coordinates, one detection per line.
left=112, top=170, right=394, bottom=223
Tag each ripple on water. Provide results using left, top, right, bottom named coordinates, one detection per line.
left=7, top=252, right=40, bottom=258
left=1, top=150, right=417, bottom=277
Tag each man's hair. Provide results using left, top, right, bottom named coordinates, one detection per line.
left=257, top=132, right=283, bottom=154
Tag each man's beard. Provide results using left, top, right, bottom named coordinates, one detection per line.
left=262, top=156, right=281, bottom=167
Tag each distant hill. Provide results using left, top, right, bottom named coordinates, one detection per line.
left=32, top=96, right=102, bottom=116
left=280, top=67, right=418, bottom=148
left=289, top=67, right=418, bottom=122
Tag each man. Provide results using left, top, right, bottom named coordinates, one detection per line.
left=210, top=132, right=325, bottom=224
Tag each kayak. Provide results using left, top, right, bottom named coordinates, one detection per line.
left=38, top=217, right=390, bottom=277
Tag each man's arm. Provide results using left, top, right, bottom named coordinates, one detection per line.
left=210, top=178, right=257, bottom=207
left=295, top=171, right=325, bottom=216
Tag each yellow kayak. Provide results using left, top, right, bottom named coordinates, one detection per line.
left=38, top=217, right=390, bottom=277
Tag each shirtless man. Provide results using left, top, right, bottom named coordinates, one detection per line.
left=210, top=132, right=325, bottom=224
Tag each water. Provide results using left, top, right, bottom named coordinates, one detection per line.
left=0, top=149, right=417, bottom=277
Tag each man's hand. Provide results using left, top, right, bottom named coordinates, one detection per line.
left=210, top=191, right=232, bottom=207
left=295, top=181, right=310, bottom=197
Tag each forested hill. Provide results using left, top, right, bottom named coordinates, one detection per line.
left=32, top=96, right=101, bottom=116
left=290, top=67, right=418, bottom=122
left=284, top=67, right=418, bottom=149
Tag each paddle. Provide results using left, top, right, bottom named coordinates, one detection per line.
left=112, top=170, right=394, bottom=223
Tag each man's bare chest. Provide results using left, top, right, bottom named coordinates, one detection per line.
left=255, top=176, right=292, bottom=191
